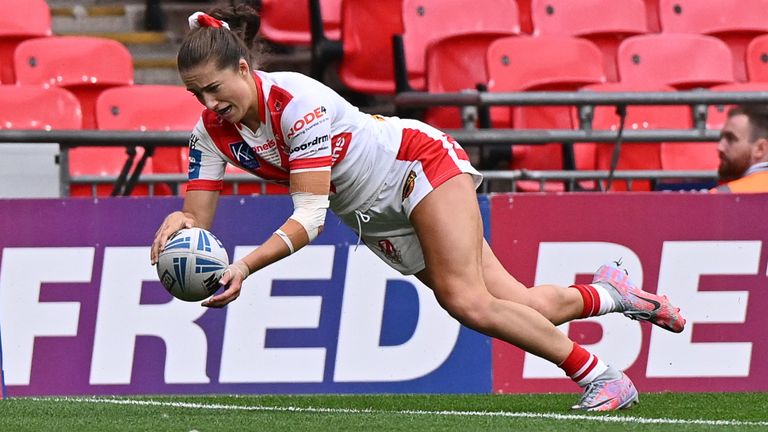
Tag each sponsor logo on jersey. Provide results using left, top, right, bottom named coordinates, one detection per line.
left=188, top=133, right=200, bottom=150
left=402, top=170, right=417, bottom=200
left=331, top=132, right=351, bottom=165
left=230, top=141, right=260, bottom=171
left=287, top=106, right=327, bottom=139
left=378, top=239, right=403, bottom=265
left=254, top=139, right=277, bottom=153
left=290, top=134, right=329, bottom=154
left=188, top=148, right=202, bottom=179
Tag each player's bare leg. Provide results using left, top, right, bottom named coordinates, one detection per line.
left=478, top=243, right=686, bottom=332
left=411, top=174, right=638, bottom=411
left=411, top=174, right=574, bottom=364
left=478, top=240, right=585, bottom=325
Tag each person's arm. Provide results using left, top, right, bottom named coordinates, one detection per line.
left=151, top=117, right=226, bottom=264
left=202, top=169, right=331, bottom=308
left=150, top=189, right=220, bottom=264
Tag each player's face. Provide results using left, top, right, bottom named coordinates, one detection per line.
left=718, top=114, right=756, bottom=180
left=181, top=59, right=255, bottom=124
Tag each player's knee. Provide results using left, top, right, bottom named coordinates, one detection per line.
left=434, top=289, right=495, bottom=331
left=525, top=295, right=553, bottom=318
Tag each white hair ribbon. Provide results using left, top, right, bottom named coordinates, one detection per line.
left=188, top=11, right=231, bottom=30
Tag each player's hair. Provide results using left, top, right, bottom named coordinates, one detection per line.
left=177, top=3, right=262, bottom=73
left=728, top=104, right=768, bottom=142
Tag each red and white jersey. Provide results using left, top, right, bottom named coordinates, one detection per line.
left=187, top=70, right=403, bottom=215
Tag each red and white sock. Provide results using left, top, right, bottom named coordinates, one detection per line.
left=571, top=283, right=617, bottom=317
left=559, top=342, right=608, bottom=387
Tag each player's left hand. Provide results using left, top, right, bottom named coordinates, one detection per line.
left=202, top=260, right=250, bottom=308
left=151, top=211, right=195, bottom=265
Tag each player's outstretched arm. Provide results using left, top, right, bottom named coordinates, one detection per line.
left=150, top=189, right=220, bottom=264
left=203, top=170, right=330, bottom=308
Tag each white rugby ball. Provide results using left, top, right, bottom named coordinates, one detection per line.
left=157, top=227, right=229, bottom=301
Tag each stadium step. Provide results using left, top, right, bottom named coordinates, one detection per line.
left=45, top=1, right=328, bottom=91
left=49, top=4, right=127, bottom=18
left=49, top=1, right=183, bottom=85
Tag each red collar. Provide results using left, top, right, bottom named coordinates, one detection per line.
left=253, top=70, right=266, bottom=124
left=233, top=71, right=266, bottom=131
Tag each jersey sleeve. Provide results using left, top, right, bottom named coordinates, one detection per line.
left=281, top=96, right=333, bottom=173
left=186, top=119, right=227, bottom=191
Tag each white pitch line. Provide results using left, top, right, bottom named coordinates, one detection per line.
left=29, top=396, right=768, bottom=428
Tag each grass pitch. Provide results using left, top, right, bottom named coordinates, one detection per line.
left=1, top=393, right=766, bottom=431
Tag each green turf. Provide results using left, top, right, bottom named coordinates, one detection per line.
left=0, top=393, right=766, bottom=431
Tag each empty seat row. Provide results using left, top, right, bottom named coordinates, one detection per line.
left=265, top=0, right=768, bottom=46
left=0, top=84, right=201, bottom=196
left=424, top=24, right=768, bottom=91
left=299, top=0, right=768, bottom=94
left=13, top=36, right=135, bottom=129
left=9, top=31, right=768, bottom=130
left=478, top=80, right=740, bottom=192
left=0, top=83, right=289, bottom=197
left=425, top=34, right=767, bottom=190
left=0, top=77, right=740, bottom=195
left=427, top=33, right=768, bottom=129
left=4, top=1, right=767, bottom=96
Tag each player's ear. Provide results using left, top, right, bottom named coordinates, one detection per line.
left=238, top=58, right=250, bottom=76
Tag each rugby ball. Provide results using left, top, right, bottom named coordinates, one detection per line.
left=156, top=227, right=229, bottom=301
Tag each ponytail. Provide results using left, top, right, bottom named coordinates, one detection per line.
left=178, top=4, right=261, bottom=72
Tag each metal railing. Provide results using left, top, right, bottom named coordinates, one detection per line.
left=3, top=90, right=766, bottom=195
left=64, top=169, right=718, bottom=195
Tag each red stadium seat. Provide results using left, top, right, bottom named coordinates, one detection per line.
left=67, top=152, right=155, bottom=197
left=96, top=85, right=200, bottom=133
left=335, top=0, right=403, bottom=94
left=581, top=82, right=716, bottom=190
left=486, top=36, right=606, bottom=189
left=260, top=0, right=340, bottom=45
left=0, top=84, right=81, bottom=129
left=617, top=34, right=735, bottom=89
left=705, top=82, right=768, bottom=130
left=530, top=0, right=648, bottom=82
left=424, top=33, right=512, bottom=129
left=0, top=84, right=132, bottom=197
left=14, top=36, right=134, bottom=129
left=487, top=36, right=606, bottom=93
left=0, top=0, right=51, bottom=84
left=745, top=34, right=768, bottom=82
left=96, top=84, right=202, bottom=175
left=399, top=0, right=519, bottom=91
left=658, top=0, right=768, bottom=82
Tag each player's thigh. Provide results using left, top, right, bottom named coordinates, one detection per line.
left=410, top=173, right=485, bottom=289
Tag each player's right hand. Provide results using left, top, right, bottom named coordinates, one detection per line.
left=150, top=211, right=195, bottom=265
left=202, top=260, right=251, bottom=308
